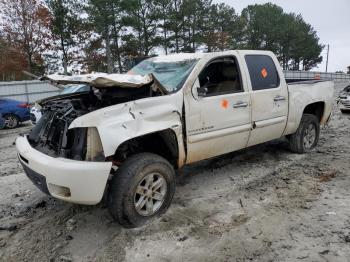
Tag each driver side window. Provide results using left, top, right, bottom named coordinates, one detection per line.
left=198, top=57, right=243, bottom=96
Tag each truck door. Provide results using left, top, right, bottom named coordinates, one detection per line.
left=184, top=55, right=252, bottom=163
left=242, top=53, right=288, bottom=147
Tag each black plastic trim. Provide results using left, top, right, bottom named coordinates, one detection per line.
left=19, top=157, right=50, bottom=195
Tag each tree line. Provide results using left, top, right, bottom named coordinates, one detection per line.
left=0, top=0, right=324, bottom=81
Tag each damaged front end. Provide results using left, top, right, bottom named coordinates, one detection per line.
left=17, top=58, right=197, bottom=205
left=29, top=74, right=167, bottom=161
left=28, top=93, right=109, bottom=161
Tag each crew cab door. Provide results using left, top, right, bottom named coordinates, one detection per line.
left=184, top=54, right=252, bottom=163
left=241, top=51, right=288, bottom=146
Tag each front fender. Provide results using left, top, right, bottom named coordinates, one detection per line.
left=69, top=92, right=186, bottom=166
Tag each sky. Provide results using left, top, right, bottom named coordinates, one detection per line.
left=215, top=0, right=350, bottom=73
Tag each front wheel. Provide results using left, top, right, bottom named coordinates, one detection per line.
left=108, top=153, right=176, bottom=228
left=288, top=114, right=320, bottom=154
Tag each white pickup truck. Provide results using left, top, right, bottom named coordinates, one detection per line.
left=16, top=50, right=334, bottom=227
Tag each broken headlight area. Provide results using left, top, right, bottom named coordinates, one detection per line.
left=28, top=99, right=104, bottom=161
left=26, top=79, right=167, bottom=162
left=85, top=127, right=105, bottom=161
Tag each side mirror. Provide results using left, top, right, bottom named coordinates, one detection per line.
left=197, top=86, right=208, bottom=97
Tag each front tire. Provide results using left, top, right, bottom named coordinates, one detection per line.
left=108, top=153, right=176, bottom=228
left=288, top=114, right=320, bottom=154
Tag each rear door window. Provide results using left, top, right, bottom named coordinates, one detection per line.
left=245, top=55, right=280, bottom=91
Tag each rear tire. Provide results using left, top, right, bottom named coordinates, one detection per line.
left=4, top=114, right=19, bottom=129
left=340, top=109, right=350, bottom=114
left=288, top=114, right=320, bottom=154
left=108, top=153, right=176, bottom=228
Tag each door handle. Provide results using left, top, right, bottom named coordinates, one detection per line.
left=274, top=95, right=286, bottom=102
left=233, top=101, right=248, bottom=108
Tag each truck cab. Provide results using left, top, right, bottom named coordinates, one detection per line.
left=184, top=50, right=289, bottom=163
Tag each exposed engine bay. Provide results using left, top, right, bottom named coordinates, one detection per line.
left=28, top=78, right=167, bottom=161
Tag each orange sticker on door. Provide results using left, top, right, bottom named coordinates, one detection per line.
left=261, top=68, right=268, bottom=78
left=221, top=99, right=229, bottom=109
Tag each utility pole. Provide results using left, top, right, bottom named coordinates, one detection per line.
left=326, top=44, right=330, bottom=73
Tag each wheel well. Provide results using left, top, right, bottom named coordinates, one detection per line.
left=112, top=129, right=179, bottom=168
left=303, top=102, right=325, bottom=122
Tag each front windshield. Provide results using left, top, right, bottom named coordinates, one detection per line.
left=61, top=85, right=88, bottom=95
left=61, top=85, right=78, bottom=94
left=128, top=58, right=199, bottom=92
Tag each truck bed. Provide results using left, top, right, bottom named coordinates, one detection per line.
left=283, top=79, right=334, bottom=136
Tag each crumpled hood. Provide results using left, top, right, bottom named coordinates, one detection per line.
left=42, top=73, right=153, bottom=88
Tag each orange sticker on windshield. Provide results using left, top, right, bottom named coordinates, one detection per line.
left=261, top=68, right=268, bottom=78
left=221, top=99, right=229, bottom=109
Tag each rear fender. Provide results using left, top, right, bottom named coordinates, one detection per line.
left=284, top=81, right=334, bottom=135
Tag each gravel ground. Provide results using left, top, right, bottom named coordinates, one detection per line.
left=1, top=90, right=350, bottom=262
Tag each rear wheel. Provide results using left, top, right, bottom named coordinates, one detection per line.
left=4, top=114, right=19, bottom=129
left=108, top=153, right=176, bottom=228
left=288, top=114, right=320, bottom=154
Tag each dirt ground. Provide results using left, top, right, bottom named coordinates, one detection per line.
left=1, top=89, right=350, bottom=262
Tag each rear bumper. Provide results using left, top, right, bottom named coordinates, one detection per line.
left=16, top=136, right=112, bottom=205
